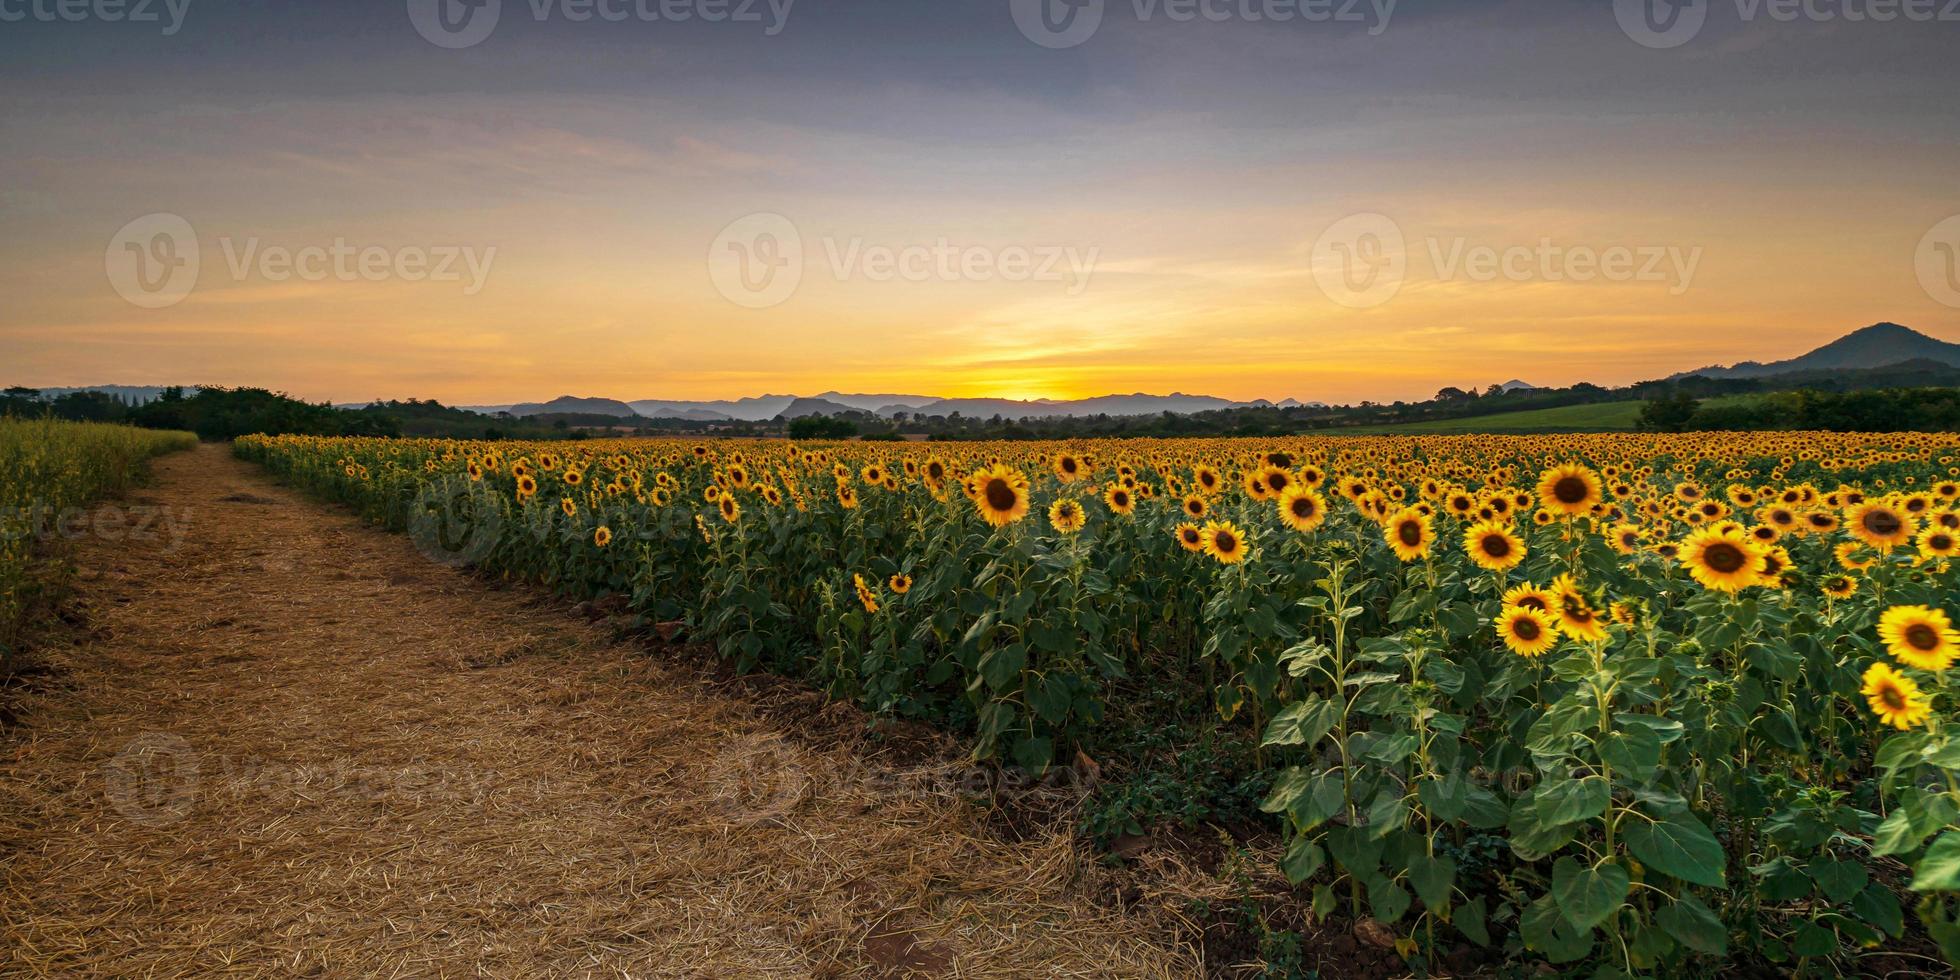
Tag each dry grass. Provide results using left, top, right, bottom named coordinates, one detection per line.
left=1, top=445, right=1202, bottom=978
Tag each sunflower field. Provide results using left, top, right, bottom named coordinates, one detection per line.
left=236, top=430, right=1960, bottom=974
left=1, top=419, right=197, bottom=660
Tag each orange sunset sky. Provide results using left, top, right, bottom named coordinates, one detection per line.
left=2, top=0, right=1956, bottom=406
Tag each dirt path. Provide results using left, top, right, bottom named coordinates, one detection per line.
left=2, top=445, right=1198, bottom=978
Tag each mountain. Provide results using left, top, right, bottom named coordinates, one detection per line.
left=883, top=392, right=1243, bottom=419
left=1497, top=380, right=1537, bottom=393
left=1672, top=323, right=1960, bottom=380
left=776, top=397, right=858, bottom=419
left=629, top=395, right=795, bottom=421
left=810, top=391, right=936, bottom=412
left=506, top=396, right=639, bottom=418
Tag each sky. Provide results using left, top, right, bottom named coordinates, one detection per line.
left=2, top=0, right=1957, bottom=406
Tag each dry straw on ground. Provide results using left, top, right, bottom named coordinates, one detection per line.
left=1, top=446, right=1202, bottom=978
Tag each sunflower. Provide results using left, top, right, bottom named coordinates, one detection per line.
left=1821, top=574, right=1858, bottom=599
left=837, top=485, right=859, bottom=509
left=1384, top=507, right=1433, bottom=563
left=1502, top=584, right=1557, bottom=614
left=888, top=573, right=912, bottom=595
left=516, top=473, right=539, bottom=499
left=1536, top=463, right=1603, bottom=518
left=1202, top=520, right=1249, bottom=564
left=922, top=457, right=949, bottom=489
left=592, top=525, right=613, bottom=548
left=1049, top=498, right=1086, bottom=534
left=852, top=573, right=879, bottom=614
left=1256, top=465, right=1294, bottom=498
left=1861, top=662, right=1931, bottom=730
left=1918, top=526, right=1960, bottom=561
left=1463, top=520, right=1525, bottom=572
left=1879, top=605, right=1959, bottom=671
left=1847, top=501, right=1914, bottom=550
left=1053, top=453, right=1087, bottom=483
left=1606, top=523, right=1644, bottom=555
left=1103, top=484, right=1137, bottom=516
left=1277, top=485, right=1328, bottom=533
left=972, top=464, right=1030, bottom=527
left=1679, top=525, right=1766, bottom=592
left=1550, top=573, right=1609, bottom=643
left=560, top=496, right=578, bottom=517
left=1495, top=606, right=1558, bottom=658
left=1181, top=494, right=1209, bottom=520
left=1835, top=541, right=1875, bottom=571
left=718, top=494, right=742, bottom=523
left=1241, top=470, right=1272, bottom=501
left=1174, top=522, right=1206, bottom=553
left=1193, top=464, right=1222, bottom=496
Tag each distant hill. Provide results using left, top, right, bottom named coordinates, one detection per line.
left=1497, top=379, right=1536, bottom=393
left=776, top=397, right=860, bottom=419
left=507, top=396, right=639, bottom=418
left=1672, top=323, right=1960, bottom=380
left=884, top=392, right=1247, bottom=419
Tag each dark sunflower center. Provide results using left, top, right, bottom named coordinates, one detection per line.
left=1514, top=617, right=1541, bottom=641
left=1880, top=685, right=1907, bottom=710
left=1216, top=531, right=1238, bottom=552
left=1906, top=623, right=1940, bottom=651
left=984, top=479, right=1017, bottom=511
left=1705, top=542, right=1746, bottom=573
left=1552, top=476, right=1589, bottom=504
left=1062, top=459, right=1077, bottom=473
left=1398, top=522, right=1422, bottom=546
left=1183, top=529, right=1200, bottom=543
left=1113, top=492, right=1129, bottom=507
left=1481, top=534, right=1511, bottom=557
left=927, top=463, right=944, bottom=479
left=1267, top=473, right=1290, bottom=492
left=1291, top=498, right=1316, bottom=518
left=1866, top=510, right=1902, bottom=535
left=1933, top=534, right=1955, bottom=551
left=1518, top=596, right=1547, bottom=611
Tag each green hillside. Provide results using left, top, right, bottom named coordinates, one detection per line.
left=1335, top=396, right=1760, bottom=435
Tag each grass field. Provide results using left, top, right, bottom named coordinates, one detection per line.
left=1334, top=395, right=1760, bottom=435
